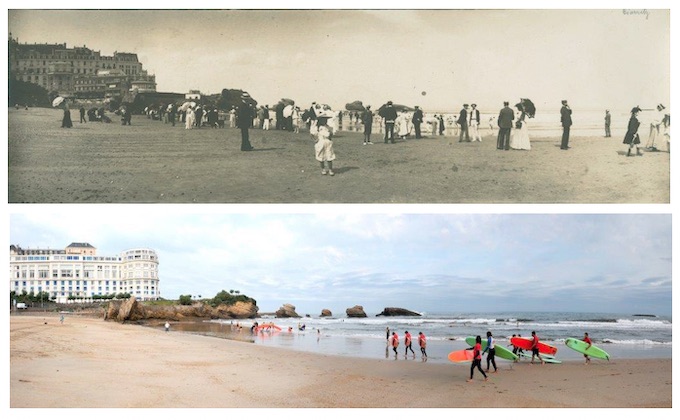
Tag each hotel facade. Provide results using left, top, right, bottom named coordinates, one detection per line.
left=9, top=242, right=160, bottom=303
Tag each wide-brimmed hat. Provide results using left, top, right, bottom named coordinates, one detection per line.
left=631, top=106, right=642, bottom=113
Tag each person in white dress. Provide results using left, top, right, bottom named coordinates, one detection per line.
left=397, top=112, right=411, bottom=139
left=509, top=103, right=531, bottom=150
left=314, top=124, right=336, bottom=176
left=185, top=106, right=195, bottom=130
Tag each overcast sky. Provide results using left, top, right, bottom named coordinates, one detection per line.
left=7, top=5, right=671, bottom=112
left=8, top=211, right=672, bottom=316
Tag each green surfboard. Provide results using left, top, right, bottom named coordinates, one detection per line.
left=565, top=337, right=610, bottom=360
left=465, top=336, right=518, bottom=361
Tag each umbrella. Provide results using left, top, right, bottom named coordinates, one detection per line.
left=345, top=101, right=366, bottom=111
left=280, top=98, right=295, bottom=106
left=180, top=101, right=196, bottom=112
left=52, top=96, right=65, bottom=107
left=520, top=98, right=536, bottom=118
left=283, top=104, right=294, bottom=118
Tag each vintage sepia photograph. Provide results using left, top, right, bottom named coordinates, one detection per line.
left=6, top=7, right=671, bottom=203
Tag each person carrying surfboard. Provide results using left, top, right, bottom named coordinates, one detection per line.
left=391, top=332, right=399, bottom=358
left=530, top=331, right=545, bottom=365
left=483, top=331, right=498, bottom=373
left=404, top=331, right=416, bottom=358
left=582, top=332, right=592, bottom=365
left=466, top=335, right=488, bottom=382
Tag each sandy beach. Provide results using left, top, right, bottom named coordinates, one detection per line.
left=7, top=108, right=670, bottom=203
left=9, top=314, right=671, bottom=409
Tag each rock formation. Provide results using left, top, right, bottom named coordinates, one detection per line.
left=104, top=297, right=258, bottom=322
left=376, top=307, right=422, bottom=317
left=275, top=303, right=300, bottom=318
left=320, top=309, right=332, bottom=317
left=346, top=305, right=367, bottom=318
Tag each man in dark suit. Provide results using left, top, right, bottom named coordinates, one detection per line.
left=412, top=106, right=424, bottom=139
left=497, top=101, right=514, bottom=150
left=458, top=104, right=470, bottom=142
left=382, top=101, right=398, bottom=143
left=237, top=93, right=254, bottom=151
left=560, top=100, right=572, bottom=150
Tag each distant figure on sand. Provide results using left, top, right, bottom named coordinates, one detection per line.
left=623, top=106, right=643, bottom=157
left=315, top=125, right=336, bottom=176
left=497, top=101, right=514, bottom=150
left=510, top=103, right=531, bottom=150
left=237, top=93, right=255, bottom=151
left=404, top=331, right=416, bottom=358
left=418, top=331, right=428, bottom=359
left=412, top=106, right=424, bottom=139
left=560, top=100, right=572, bottom=150
left=469, top=104, right=482, bottom=142
left=362, top=105, right=374, bottom=145
left=467, top=335, right=488, bottom=382
left=458, top=104, right=470, bottom=142
left=604, top=110, right=611, bottom=137
left=530, top=331, right=545, bottom=364
left=60, top=314, right=65, bottom=324
left=165, top=321, right=170, bottom=332
left=391, top=331, right=399, bottom=358
left=646, top=103, right=666, bottom=150
left=79, top=106, right=86, bottom=123
left=61, top=105, right=73, bottom=128
left=582, top=332, right=592, bottom=364
left=382, top=101, right=397, bottom=143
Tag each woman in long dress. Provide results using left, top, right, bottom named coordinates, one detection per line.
left=185, top=106, right=195, bottom=130
left=623, top=106, right=642, bottom=156
left=510, top=104, right=531, bottom=150
left=397, top=112, right=411, bottom=139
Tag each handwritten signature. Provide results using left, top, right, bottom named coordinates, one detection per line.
left=623, top=9, right=650, bottom=19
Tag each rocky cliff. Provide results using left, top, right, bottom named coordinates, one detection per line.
left=104, top=297, right=259, bottom=322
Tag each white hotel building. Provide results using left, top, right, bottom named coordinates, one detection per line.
left=9, top=242, right=160, bottom=303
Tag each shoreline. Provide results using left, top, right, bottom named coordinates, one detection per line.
left=10, top=315, right=672, bottom=409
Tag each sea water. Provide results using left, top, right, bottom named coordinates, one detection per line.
left=198, top=311, right=671, bottom=364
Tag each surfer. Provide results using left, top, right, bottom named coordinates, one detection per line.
left=530, top=331, right=545, bottom=365
left=483, top=331, right=498, bottom=373
left=582, top=332, right=592, bottom=364
left=466, top=335, right=488, bottom=382
left=404, top=331, right=416, bottom=358
left=418, top=332, right=428, bottom=359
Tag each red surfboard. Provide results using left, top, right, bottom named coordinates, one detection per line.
left=448, top=349, right=475, bottom=363
left=511, top=336, right=557, bottom=355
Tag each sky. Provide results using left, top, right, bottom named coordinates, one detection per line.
left=6, top=4, right=671, bottom=113
left=8, top=211, right=672, bottom=317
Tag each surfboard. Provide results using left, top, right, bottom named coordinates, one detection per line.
left=256, top=324, right=282, bottom=332
left=448, top=349, right=475, bottom=363
left=465, top=337, right=518, bottom=361
left=564, top=338, right=610, bottom=360
left=518, top=353, right=562, bottom=364
left=510, top=336, right=558, bottom=355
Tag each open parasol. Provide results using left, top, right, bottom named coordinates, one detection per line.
left=52, top=96, right=65, bottom=107
left=520, top=98, right=536, bottom=118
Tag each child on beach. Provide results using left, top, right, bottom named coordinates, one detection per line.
left=467, top=335, right=488, bottom=382
left=418, top=332, right=428, bottom=359
left=314, top=124, right=336, bottom=176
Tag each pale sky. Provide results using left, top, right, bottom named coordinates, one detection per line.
left=8, top=211, right=672, bottom=316
left=6, top=4, right=671, bottom=112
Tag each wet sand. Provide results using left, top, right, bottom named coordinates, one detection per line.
left=9, top=315, right=672, bottom=409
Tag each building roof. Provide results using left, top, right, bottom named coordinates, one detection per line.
left=67, top=242, right=95, bottom=248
